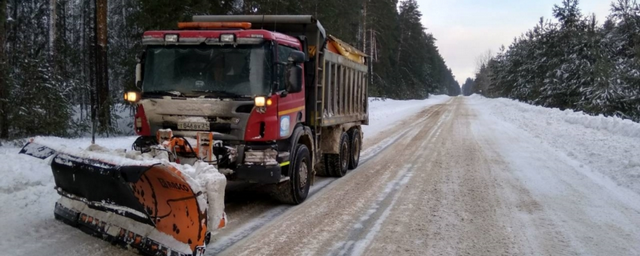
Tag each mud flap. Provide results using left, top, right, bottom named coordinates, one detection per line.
left=20, top=142, right=210, bottom=256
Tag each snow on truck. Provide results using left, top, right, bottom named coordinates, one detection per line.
left=20, top=15, right=369, bottom=256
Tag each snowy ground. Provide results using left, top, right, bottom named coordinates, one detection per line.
left=0, top=96, right=448, bottom=255
left=362, top=95, right=451, bottom=136
left=2, top=95, right=639, bottom=255
left=468, top=94, right=640, bottom=195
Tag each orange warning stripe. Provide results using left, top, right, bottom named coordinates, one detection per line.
left=278, top=106, right=305, bottom=116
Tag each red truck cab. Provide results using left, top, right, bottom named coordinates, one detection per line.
left=137, top=24, right=306, bottom=142
left=127, top=16, right=369, bottom=205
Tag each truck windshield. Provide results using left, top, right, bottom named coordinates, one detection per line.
left=142, top=44, right=272, bottom=98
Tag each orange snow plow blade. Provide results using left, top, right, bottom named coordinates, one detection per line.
left=20, top=142, right=219, bottom=256
left=129, top=165, right=209, bottom=252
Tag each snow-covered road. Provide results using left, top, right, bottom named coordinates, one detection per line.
left=2, top=95, right=640, bottom=255
left=218, top=96, right=640, bottom=256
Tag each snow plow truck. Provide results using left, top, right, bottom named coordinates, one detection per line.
left=20, top=15, right=369, bottom=256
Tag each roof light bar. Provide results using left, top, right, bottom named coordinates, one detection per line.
left=177, top=22, right=252, bottom=30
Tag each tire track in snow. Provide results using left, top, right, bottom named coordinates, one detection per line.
left=330, top=103, right=454, bottom=256
left=207, top=103, right=450, bottom=255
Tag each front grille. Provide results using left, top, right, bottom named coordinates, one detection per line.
left=244, top=148, right=278, bottom=165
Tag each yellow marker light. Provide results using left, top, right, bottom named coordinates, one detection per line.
left=255, top=96, right=266, bottom=107
left=124, top=91, right=139, bottom=103
left=267, top=99, right=273, bottom=106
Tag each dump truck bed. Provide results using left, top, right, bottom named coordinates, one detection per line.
left=315, top=48, right=369, bottom=127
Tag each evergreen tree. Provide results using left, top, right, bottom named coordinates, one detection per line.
left=365, top=0, right=401, bottom=98
left=0, top=0, right=461, bottom=138
left=479, top=0, right=640, bottom=122
left=461, top=78, right=475, bottom=96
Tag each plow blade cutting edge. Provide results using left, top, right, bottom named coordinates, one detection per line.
left=20, top=142, right=212, bottom=256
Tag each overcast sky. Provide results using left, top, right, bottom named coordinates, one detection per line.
left=416, top=0, right=612, bottom=84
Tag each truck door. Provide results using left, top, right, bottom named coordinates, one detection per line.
left=275, top=44, right=306, bottom=139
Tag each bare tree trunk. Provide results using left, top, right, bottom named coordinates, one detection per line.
left=362, top=0, right=367, bottom=52
left=0, top=0, right=9, bottom=138
left=81, top=0, right=87, bottom=123
left=95, top=0, right=109, bottom=130
left=87, top=0, right=97, bottom=141
left=121, top=0, right=126, bottom=27
left=396, top=31, right=404, bottom=64
left=49, top=0, right=56, bottom=53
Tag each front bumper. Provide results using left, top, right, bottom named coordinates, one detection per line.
left=232, top=144, right=288, bottom=184
left=235, top=164, right=282, bottom=184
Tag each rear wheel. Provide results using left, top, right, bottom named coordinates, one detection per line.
left=272, top=144, right=311, bottom=204
left=325, top=132, right=350, bottom=177
left=348, top=128, right=361, bottom=170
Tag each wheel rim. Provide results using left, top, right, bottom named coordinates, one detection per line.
left=341, top=141, right=349, bottom=171
left=299, top=158, right=308, bottom=189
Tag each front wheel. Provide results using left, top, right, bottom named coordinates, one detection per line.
left=271, top=144, right=311, bottom=204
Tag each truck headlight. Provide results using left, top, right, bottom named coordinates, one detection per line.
left=254, top=96, right=266, bottom=107
left=124, top=91, right=140, bottom=103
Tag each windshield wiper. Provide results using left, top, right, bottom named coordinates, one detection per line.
left=143, top=90, right=185, bottom=97
left=191, top=90, right=246, bottom=99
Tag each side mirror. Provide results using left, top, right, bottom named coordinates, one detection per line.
left=286, top=65, right=303, bottom=93
left=135, top=63, right=143, bottom=89
left=288, top=50, right=306, bottom=64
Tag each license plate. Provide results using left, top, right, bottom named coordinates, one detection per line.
left=177, top=122, right=210, bottom=131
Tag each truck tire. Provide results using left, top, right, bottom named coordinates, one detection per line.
left=348, top=128, right=361, bottom=170
left=326, top=132, right=350, bottom=177
left=271, top=144, right=311, bottom=204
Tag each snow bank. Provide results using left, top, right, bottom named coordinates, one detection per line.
left=469, top=94, right=640, bottom=138
left=0, top=147, right=53, bottom=193
left=0, top=145, right=63, bottom=255
left=469, top=95, right=640, bottom=195
left=363, top=95, right=451, bottom=137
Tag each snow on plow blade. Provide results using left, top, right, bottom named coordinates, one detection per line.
left=20, top=142, right=212, bottom=256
